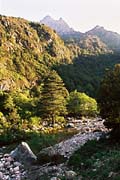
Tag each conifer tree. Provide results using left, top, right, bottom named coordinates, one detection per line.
left=98, top=64, right=120, bottom=132
left=39, top=70, right=68, bottom=125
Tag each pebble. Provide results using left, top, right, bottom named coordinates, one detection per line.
left=65, top=170, right=77, bottom=179
left=0, top=172, right=3, bottom=179
left=50, top=177, right=61, bottom=180
left=0, top=153, right=27, bottom=180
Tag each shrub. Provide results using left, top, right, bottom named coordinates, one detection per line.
left=67, top=90, right=98, bottom=117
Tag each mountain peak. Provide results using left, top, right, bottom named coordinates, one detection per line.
left=86, top=25, right=105, bottom=34
left=86, top=25, right=120, bottom=51
left=59, top=17, right=64, bottom=22
left=94, top=25, right=104, bottom=30
left=40, top=16, right=74, bottom=35
left=41, top=15, right=53, bottom=22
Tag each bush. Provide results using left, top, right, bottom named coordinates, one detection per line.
left=67, top=90, right=98, bottom=117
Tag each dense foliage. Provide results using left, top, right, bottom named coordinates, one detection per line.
left=98, top=64, right=120, bottom=133
left=67, top=90, right=98, bottom=117
left=55, top=54, right=120, bottom=97
left=0, top=15, right=71, bottom=91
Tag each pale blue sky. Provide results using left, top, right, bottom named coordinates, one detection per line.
left=0, top=0, right=120, bottom=33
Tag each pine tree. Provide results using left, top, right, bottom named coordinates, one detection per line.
left=39, top=70, right=68, bottom=125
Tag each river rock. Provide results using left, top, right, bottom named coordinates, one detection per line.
left=10, top=142, right=37, bottom=165
left=65, top=170, right=77, bottom=179
left=0, top=172, right=3, bottom=179
left=50, top=177, right=61, bottom=180
left=66, top=123, right=75, bottom=128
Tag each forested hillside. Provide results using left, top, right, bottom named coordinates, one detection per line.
left=55, top=54, right=120, bottom=97
left=0, top=15, right=71, bottom=91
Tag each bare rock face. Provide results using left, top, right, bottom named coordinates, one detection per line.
left=10, top=142, right=37, bottom=165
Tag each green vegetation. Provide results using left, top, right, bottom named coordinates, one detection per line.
left=27, top=129, right=78, bottom=154
left=98, top=64, right=120, bottom=134
left=55, top=54, right=120, bottom=97
left=67, top=90, right=98, bottom=117
left=0, top=15, right=71, bottom=92
left=68, top=138, right=120, bottom=180
left=0, top=15, right=73, bottom=144
left=1, top=15, right=120, bottom=180
left=38, top=70, right=68, bottom=125
left=0, top=86, right=97, bottom=144
left=1, top=15, right=120, bottom=149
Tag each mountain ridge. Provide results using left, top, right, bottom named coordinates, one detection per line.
left=86, top=25, right=120, bottom=51
left=40, top=15, right=75, bottom=35
left=40, top=16, right=120, bottom=52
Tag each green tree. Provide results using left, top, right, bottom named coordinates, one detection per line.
left=39, top=70, right=68, bottom=125
left=67, top=90, right=98, bottom=117
left=98, top=64, right=120, bottom=132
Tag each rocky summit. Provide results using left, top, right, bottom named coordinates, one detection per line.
left=40, top=16, right=75, bottom=35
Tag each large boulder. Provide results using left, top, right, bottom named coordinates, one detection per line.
left=10, top=142, right=37, bottom=165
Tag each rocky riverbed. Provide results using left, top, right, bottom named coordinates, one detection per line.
left=0, top=151, right=27, bottom=180
left=0, top=118, right=109, bottom=180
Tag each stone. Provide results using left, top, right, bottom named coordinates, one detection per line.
left=15, top=175, right=21, bottom=180
left=9, top=168, right=14, bottom=173
left=4, top=162, right=11, bottom=167
left=13, top=161, right=22, bottom=167
left=0, top=163, right=4, bottom=168
left=92, top=169, right=97, bottom=172
left=6, top=156, right=14, bottom=163
left=4, top=154, right=9, bottom=158
left=0, top=172, right=3, bottom=179
left=4, top=175, right=9, bottom=179
left=50, top=177, right=61, bottom=180
left=108, top=171, right=114, bottom=178
left=0, top=155, right=3, bottom=159
left=65, top=170, right=77, bottom=180
left=66, top=123, right=75, bottom=128
left=10, top=142, right=37, bottom=165
left=77, top=175, right=83, bottom=180
left=14, top=166, right=19, bottom=172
